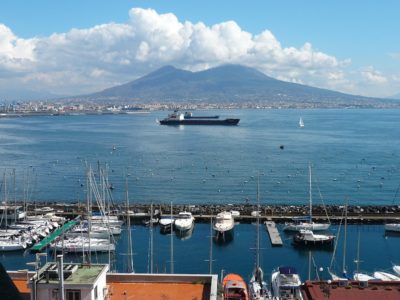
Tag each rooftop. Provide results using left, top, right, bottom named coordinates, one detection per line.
left=302, top=280, right=400, bottom=300
left=36, top=263, right=107, bottom=285
left=107, top=273, right=217, bottom=300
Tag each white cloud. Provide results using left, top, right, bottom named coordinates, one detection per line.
left=0, top=7, right=398, bottom=99
left=361, top=66, right=388, bottom=84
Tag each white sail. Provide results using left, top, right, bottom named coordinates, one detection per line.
left=299, top=117, right=304, bottom=128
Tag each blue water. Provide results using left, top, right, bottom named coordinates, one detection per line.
left=1, top=223, right=399, bottom=282
left=1, top=109, right=400, bottom=280
left=0, top=109, right=399, bottom=205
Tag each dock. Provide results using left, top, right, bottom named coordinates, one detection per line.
left=265, top=221, right=283, bottom=246
left=31, top=219, right=78, bottom=252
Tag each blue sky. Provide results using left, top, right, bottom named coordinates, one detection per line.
left=0, top=0, right=399, bottom=99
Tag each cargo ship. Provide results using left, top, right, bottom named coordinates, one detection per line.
left=159, top=110, right=240, bottom=125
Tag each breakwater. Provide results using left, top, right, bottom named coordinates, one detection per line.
left=23, top=202, right=400, bottom=224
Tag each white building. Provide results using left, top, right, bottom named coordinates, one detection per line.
left=30, top=259, right=108, bottom=300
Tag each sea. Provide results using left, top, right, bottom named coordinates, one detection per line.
left=0, top=109, right=399, bottom=281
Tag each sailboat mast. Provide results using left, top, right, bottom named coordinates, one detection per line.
left=342, top=201, right=348, bottom=275
left=4, top=172, right=7, bottom=229
left=126, top=178, right=134, bottom=273
left=256, top=174, right=260, bottom=269
left=309, top=164, right=312, bottom=224
left=355, top=229, right=360, bottom=274
left=170, top=201, right=174, bottom=274
left=86, top=167, right=92, bottom=265
left=149, top=203, right=154, bottom=273
left=209, top=217, right=213, bottom=274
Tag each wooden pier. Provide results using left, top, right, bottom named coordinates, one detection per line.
left=265, top=221, right=283, bottom=246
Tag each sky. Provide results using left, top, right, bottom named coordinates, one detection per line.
left=0, top=0, right=399, bottom=100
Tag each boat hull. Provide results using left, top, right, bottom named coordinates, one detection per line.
left=283, top=222, right=330, bottom=232
left=385, top=223, right=400, bottom=232
left=160, top=118, right=240, bottom=126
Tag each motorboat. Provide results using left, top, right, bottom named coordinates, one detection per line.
left=223, top=273, right=249, bottom=300
left=249, top=267, right=271, bottom=300
left=271, top=266, right=303, bottom=300
left=174, top=212, right=194, bottom=232
left=293, top=229, right=335, bottom=247
left=213, top=211, right=234, bottom=237
left=142, top=217, right=159, bottom=226
left=159, top=216, right=175, bottom=233
left=384, top=223, right=400, bottom=232
left=373, top=271, right=400, bottom=281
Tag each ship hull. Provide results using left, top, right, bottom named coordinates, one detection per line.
left=160, top=118, right=240, bottom=125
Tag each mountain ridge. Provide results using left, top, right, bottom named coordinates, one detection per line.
left=81, top=64, right=396, bottom=107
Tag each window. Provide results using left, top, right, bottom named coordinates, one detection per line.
left=94, top=286, right=98, bottom=299
left=66, top=289, right=81, bottom=300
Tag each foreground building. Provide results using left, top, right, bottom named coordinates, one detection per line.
left=7, top=259, right=217, bottom=300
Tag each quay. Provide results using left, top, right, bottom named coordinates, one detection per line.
left=30, top=219, right=79, bottom=252
left=265, top=221, right=283, bottom=246
left=18, top=201, right=400, bottom=224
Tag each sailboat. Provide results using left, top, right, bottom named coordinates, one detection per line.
left=353, top=230, right=374, bottom=281
left=248, top=175, right=271, bottom=300
left=283, top=164, right=330, bottom=231
left=328, top=202, right=349, bottom=281
left=299, top=117, right=304, bottom=128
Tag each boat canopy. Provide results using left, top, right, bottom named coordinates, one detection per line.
left=291, top=216, right=311, bottom=221
left=279, top=266, right=297, bottom=275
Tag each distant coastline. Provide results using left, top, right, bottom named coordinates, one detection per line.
left=1, top=100, right=400, bottom=119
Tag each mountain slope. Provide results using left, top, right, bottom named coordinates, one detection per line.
left=85, top=64, right=391, bottom=106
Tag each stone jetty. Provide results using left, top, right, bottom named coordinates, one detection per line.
left=21, top=201, right=400, bottom=224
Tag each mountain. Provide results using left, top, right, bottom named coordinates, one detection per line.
left=83, top=64, right=395, bottom=107
left=390, top=92, right=400, bottom=99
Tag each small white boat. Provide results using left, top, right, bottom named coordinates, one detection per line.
left=393, top=265, right=400, bottom=276
left=0, top=239, right=27, bottom=251
left=52, top=237, right=115, bottom=253
left=230, top=210, right=240, bottom=217
left=373, top=271, right=400, bottom=281
left=213, top=211, right=234, bottom=236
left=385, top=223, right=400, bottom=232
left=293, top=229, right=335, bottom=246
left=174, top=212, right=194, bottom=232
left=159, top=216, right=175, bottom=233
left=271, top=266, right=303, bottom=300
left=284, top=221, right=330, bottom=232
left=353, top=272, right=375, bottom=281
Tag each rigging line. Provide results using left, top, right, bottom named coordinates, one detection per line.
left=391, top=181, right=400, bottom=205
left=314, top=176, right=330, bottom=224
left=329, top=204, right=346, bottom=270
